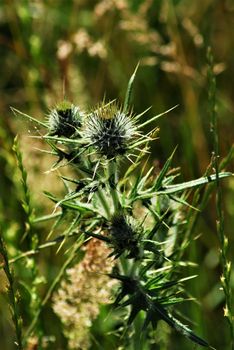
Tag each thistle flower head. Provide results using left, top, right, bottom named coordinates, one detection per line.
left=109, top=213, right=140, bottom=258
left=83, top=102, right=137, bottom=159
left=48, top=100, right=83, bottom=137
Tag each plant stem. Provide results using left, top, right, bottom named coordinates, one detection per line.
left=108, top=161, right=144, bottom=348
left=207, top=47, right=234, bottom=349
left=0, top=234, right=23, bottom=350
left=108, top=160, right=120, bottom=213
left=97, top=188, right=111, bottom=219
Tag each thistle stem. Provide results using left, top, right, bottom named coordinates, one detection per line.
left=96, top=188, right=111, bottom=219
left=108, top=160, right=120, bottom=213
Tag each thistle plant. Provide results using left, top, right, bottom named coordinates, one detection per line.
left=10, top=66, right=233, bottom=350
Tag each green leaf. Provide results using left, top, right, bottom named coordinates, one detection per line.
left=121, top=150, right=147, bottom=185
left=159, top=297, right=187, bottom=306
left=158, top=172, right=233, bottom=195
left=43, top=191, right=101, bottom=215
left=85, top=231, right=110, bottom=243
left=136, top=172, right=232, bottom=200
left=32, top=212, right=62, bottom=223
left=56, top=213, right=81, bottom=253
left=144, top=272, right=168, bottom=289
left=168, top=194, right=200, bottom=211
left=152, top=147, right=177, bottom=191
left=137, top=166, right=154, bottom=192
left=151, top=302, right=211, bottom=348
left=124, top=62, right=139, bottom=112
left=127, top=304, right=142, bottom=325
left=11, top=107, right=48, bottom=128
left=31, top=134, right=86, bottom=145
left=139, top=105, right=179, bottom=129
left=143, top=308, right=160, bottom=330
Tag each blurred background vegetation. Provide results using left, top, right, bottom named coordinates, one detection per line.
left=0, top=0, right=233, bottom=349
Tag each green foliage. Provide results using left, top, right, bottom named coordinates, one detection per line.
left=0, top=1, right=234, bottom=349
left=7, top=69, right=232, bottom=349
